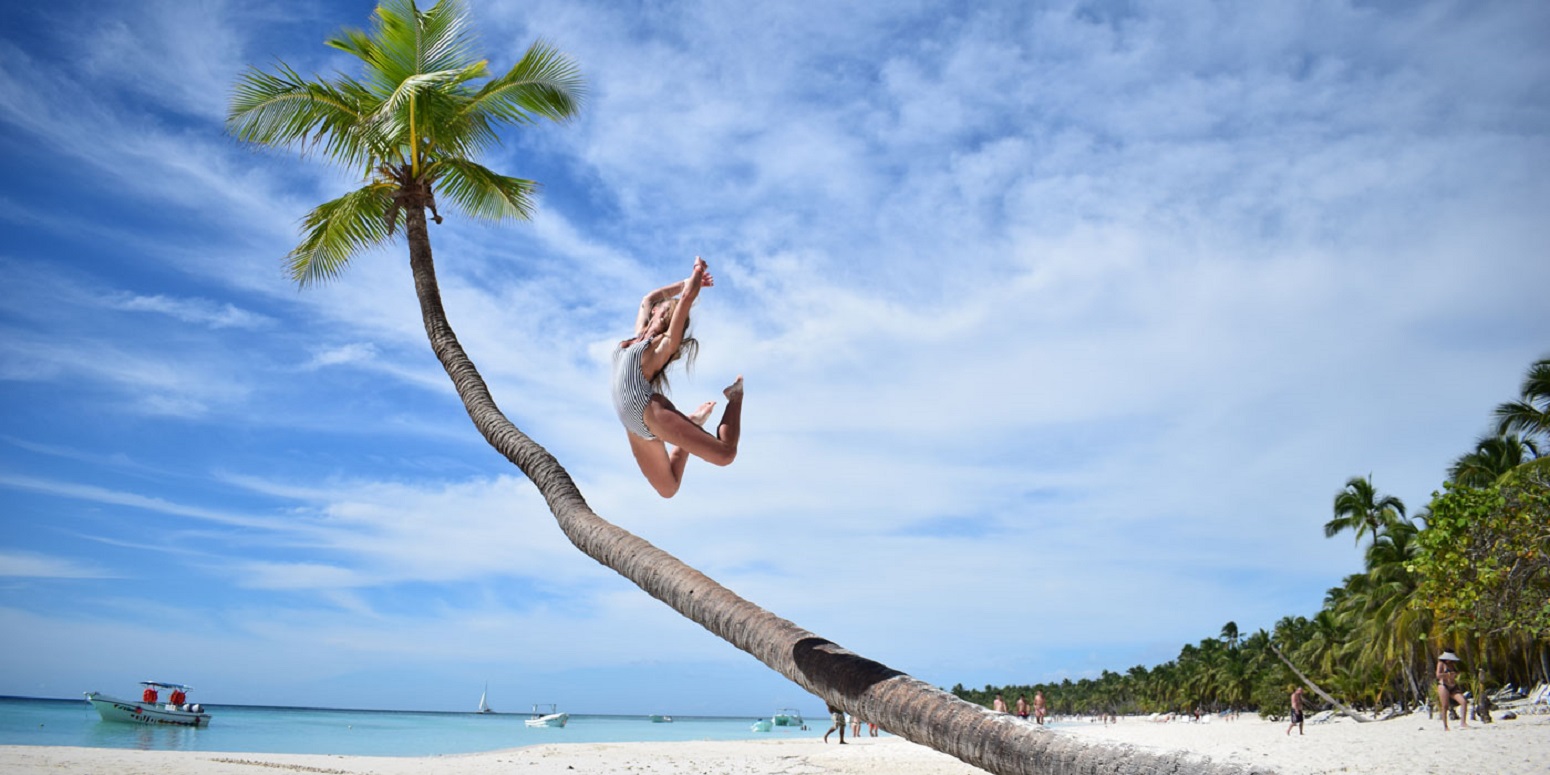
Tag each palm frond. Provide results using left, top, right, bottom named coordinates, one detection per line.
left=287, top=184, right=398, bottom=285
left=431, top=159, right=538, bottom=222
left=228, top=63, right=386, bottom=170
left=332, top=0, right=482, bottom=99
left=468, top=39, right=587, bottom=126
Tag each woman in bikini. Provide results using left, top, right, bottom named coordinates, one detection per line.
left=1435, top=651, right=1468, bottom=730
left=611, top=256, right=743, bottom=498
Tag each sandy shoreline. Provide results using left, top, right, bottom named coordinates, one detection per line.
left=3, top=710, right=1546, bottom=774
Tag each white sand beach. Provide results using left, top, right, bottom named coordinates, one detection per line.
left=2, top=710, right=1546, bottom=775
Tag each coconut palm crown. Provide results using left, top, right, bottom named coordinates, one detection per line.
left=227, top=0, right=584, bottom=284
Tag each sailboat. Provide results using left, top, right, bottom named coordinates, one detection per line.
left=476, top=684, right=494, bottom=714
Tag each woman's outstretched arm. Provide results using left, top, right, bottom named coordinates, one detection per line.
left=632, top=257, right=714, bottom=335
left=659, top=257, right=708, bottom=352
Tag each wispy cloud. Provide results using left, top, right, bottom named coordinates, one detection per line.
left=0, top=550, right=115, bottom=579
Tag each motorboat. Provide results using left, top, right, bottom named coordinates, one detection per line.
left=525, top=703, right=568, bottom=727
left=84, top=681, right=211, bottom=728
left=648, top=713, right=673, bottom=723
left=772, top=708, right=804, bottom=727
left=476, top=684, right=494, bottom=714
left=750, top=718, right=773, bottom=732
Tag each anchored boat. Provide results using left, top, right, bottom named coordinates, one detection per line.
left=84, top=681, right=211, bottom=728
left=524, top=703, right=568, bottom=728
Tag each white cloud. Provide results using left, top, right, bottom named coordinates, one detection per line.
left=0, top=550, right=114, bottom=579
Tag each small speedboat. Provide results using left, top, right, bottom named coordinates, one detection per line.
left=751, top=719, right=773, bottom=732
left=648, top=714, right=673, bottom=723
left=84, top=681, right=211, bottom=728
left=772, top=708, right=804, bottom=727
left=525, top=703, right=568, bottom=728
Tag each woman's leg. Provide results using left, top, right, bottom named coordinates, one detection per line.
left=643, top=378, right=743, bottom=467
left=1437, top=683, right=1451, bottom=730
left=628, top=399, right=720, bottom=498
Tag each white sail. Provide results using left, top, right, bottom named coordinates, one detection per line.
left=477, top=685, right=492, bottom=713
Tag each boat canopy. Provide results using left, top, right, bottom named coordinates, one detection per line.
left=140, top=681, right=194, bottom=690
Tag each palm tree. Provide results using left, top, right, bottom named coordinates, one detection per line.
left=226, top=3, right=1242, bottom=773
left=1324, top=475, right=1406, bottom=545
left=1220, top=620, right=1241, bottom=650
left=1448, top=433, right=1540, bottom=488
left=1494, top=357, right=1550, bottom=444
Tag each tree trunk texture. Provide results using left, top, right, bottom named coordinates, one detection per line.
left=1269, top=644, right=1370, bottom=723
left=400, top=212, right=1266, bottom=774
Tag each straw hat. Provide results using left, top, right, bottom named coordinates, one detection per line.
left=1439, top=651, right=1460, bottom=661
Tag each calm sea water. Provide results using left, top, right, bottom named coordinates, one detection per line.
left=0, top=697, right=823, bottom=757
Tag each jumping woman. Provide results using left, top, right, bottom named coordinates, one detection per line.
left=612, top=256, right=743, bottom=498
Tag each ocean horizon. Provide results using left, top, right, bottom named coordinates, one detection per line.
left=0, top=696, right=836, bottom=757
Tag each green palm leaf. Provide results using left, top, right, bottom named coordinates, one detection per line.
left=431, top=159, right=538, bottom=222
left=287, top=184, right=397, bottom=285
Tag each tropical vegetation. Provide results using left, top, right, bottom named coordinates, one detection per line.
left=956, top=356, right=1550, bottom=719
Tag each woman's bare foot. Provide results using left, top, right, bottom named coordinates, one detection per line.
left=687, top=401, right=716, bottom=427
left=723, top=375, right=744, bottom=401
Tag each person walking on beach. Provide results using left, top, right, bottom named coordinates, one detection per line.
left=823, top=703, right=846, bottom=744
left=1436, top=651, right=1469, bottom=731
left=612, top=256, right=744, bottom=498
left=1033, top=691, right=1047, bottom=725
left=1286, top=687, right=1304, bottom=735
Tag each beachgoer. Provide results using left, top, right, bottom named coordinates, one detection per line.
left=993, top=694, right=1008, bottom=714
left=1286, top=686, right=1304, bottom=736
left=1034, top=691, right=1047, bottom=725
left=850, top=712, right=862, bottom=737
left=1015, top=694, right=1030, bottom=720
left=611, top=256, right=744, bottom=498
left=1436, top=652, right=1469, bottom=731
left=823, top=703, right=846, bottom=744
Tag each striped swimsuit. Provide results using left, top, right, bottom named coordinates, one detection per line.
left=612, top=337, right=659, bottom=440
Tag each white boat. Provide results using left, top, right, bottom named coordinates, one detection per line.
left=648, top=713, right=673, bottom=723
left=525, top=703, right=568, bottom=728
left=476, top=684, right=494, bottom=714
left=772, top=708, right=804, bottom=727
left=84, top=681, right=211, bottom=728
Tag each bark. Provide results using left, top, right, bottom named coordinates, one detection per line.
left=400, top=207, right=1267, bottom=774
left=1269, top=644, right=1371, bottom=723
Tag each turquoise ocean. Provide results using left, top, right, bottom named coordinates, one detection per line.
left=0, top=696, right=825, bottom=757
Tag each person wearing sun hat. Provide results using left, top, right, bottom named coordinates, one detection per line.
left=1435, top=651, right=1468, bottom=730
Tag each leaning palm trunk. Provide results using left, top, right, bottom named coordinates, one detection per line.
left=1269, top=644, right=1370, bottom=723
left=402, top=210, right=1256, bottom=775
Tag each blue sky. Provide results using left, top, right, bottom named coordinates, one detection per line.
left=1, top=0, right=1547, bottom=717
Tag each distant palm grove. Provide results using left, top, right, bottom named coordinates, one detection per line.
left=955, top=357, right=1549, bottom=719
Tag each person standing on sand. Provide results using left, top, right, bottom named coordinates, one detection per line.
left=1286, top=687, right=1304, bottom=736
left=612, top=256, right=744, bottom=498
left=1016, top=695, right=1031, bottom=721
left=822, top=703, right=846, bottom=744
left=1436, top=651, right=1469, bottom=731
left=1034, top=691, right=1047, bottom=725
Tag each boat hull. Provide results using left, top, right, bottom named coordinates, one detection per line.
left=85, top=693, right=211, bottom=728
left=524, top=713, right=569, bottom=728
